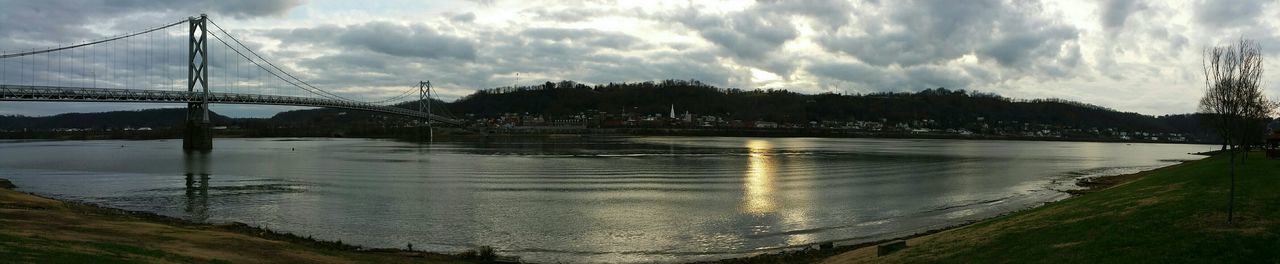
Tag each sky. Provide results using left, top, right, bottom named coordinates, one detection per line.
left=1, top=0, right=1279, bottom=117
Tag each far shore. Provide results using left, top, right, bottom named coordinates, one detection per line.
left=0, top=129, right=1214, bottom=147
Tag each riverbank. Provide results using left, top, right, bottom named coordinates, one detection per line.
left=811, top=152, right=1278, bottom=263
left=0, top=181, right=490, bottom=263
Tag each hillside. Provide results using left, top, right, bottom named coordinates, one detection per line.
left=0, top=108, right=234, bottom=131
left=449, top=80, right=1212, bottom=138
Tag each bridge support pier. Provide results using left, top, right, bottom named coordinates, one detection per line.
left=183, top=103, right=212, bottom=150
left=419, top=81, right=433, bottom=143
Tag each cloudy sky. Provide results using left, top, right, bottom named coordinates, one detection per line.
left=1, top=0, right=1279, bottom=117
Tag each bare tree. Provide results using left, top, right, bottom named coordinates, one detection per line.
left=1199, top=38, right=1273, bottom=224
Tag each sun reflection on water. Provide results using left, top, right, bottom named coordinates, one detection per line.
left=743, top=140, right=776, bottom=216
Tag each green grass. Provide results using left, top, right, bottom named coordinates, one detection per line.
left=0, top=233, right=226, bottom=264
left=879, top=152, right=1280, bottom=263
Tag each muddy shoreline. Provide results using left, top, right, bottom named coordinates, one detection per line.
left=0, top=179, right=505, bottom=263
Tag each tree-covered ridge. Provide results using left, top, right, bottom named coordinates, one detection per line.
left=0, top=108, right=233, bottom=130
left=449, top=79, right=1205, bottom=134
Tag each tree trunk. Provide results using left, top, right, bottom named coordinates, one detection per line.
left=1228, top=148, right=1237, bottom=224
left=1240, top=130, right=1250, bottom=163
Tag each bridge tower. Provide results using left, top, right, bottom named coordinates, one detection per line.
left=183, top=14, right=213, bottom=150
left=419, top=81, right=432, bottom=142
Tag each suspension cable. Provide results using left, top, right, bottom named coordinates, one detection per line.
left=0, top=19, right=186, bottom=59
left=205, top=18, right=358, bottom=102
left=204, top=30, right=344, bottom=101
left=207, top=18, right=420, bottom=106
left=366, top=84, right=422, bottom=104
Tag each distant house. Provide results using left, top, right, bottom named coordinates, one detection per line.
left=753, top=121, right=777, bottom=129
left=1267, top=120, right=1280, bottom=159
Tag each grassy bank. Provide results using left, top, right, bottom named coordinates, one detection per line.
left=824, top=152, right=1279, bottom=263
left=0, top=184, right=481, bottom=263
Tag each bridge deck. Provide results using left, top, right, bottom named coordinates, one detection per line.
left=0, top=85, right=462, bottom=125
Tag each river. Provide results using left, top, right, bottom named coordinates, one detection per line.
left=0, top=137, right=1210, bottom=263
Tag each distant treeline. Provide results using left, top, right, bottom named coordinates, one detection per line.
left=0, top=107, right=424, bottom=139
left=450, top=79, right=1210, bottom=134
left=0, top=79, right=1216, bottom=140
left=0, top=109, right=234, bottom=130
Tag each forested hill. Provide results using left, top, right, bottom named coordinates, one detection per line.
left=0, top=108, right=234, bottom=130
left=450, top=79, right=1206, bottom=134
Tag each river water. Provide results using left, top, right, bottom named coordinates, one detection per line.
left=0, top=137, right=1210, bottom=263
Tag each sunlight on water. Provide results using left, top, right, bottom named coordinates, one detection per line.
left=743, top=140, right=776, bottom=216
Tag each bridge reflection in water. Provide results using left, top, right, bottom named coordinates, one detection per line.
left=183, top=150, right=210, bottom=221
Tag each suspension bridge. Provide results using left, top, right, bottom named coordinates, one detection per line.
left=0, top=15, right=462, bottom=150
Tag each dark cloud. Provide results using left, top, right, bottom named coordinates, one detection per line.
left=656, top=0, right=857, bottom=80
left=272, top=25, right=344, bottom=45
left=450, top=12, right=476, bottom=23
left=297, top=52, right=396, bottom=78
left=473, top=28, right=731, bottom=87
left=525, top=7, right=599, bottom=23
left=1101, top=0, right=1145, bottom=29
left=668, top=8, right=798, bottom=61
left=662, top=0, right=853, bottom=59
left=807, top=61, right=976, bottom=92
left=274, top=22, right=477, bottom=60
left=820, top=0, right=998, bottom=66
left=1194, top=0, right=1270, bottom=28
left=977, top=26, right=1078, bottom=67
left=207, top=0, right=306, bottom=19
left=464, top=0, right=495, bottom=6
left=0, top=0, right=303, bottom=46
left=336, top=22, right=477, bottom=60
left=819, top=0, right=1079, bottom=68
left=754, top=0, right=854, bottom=30
left=520, top=28, right=644, bottom=50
